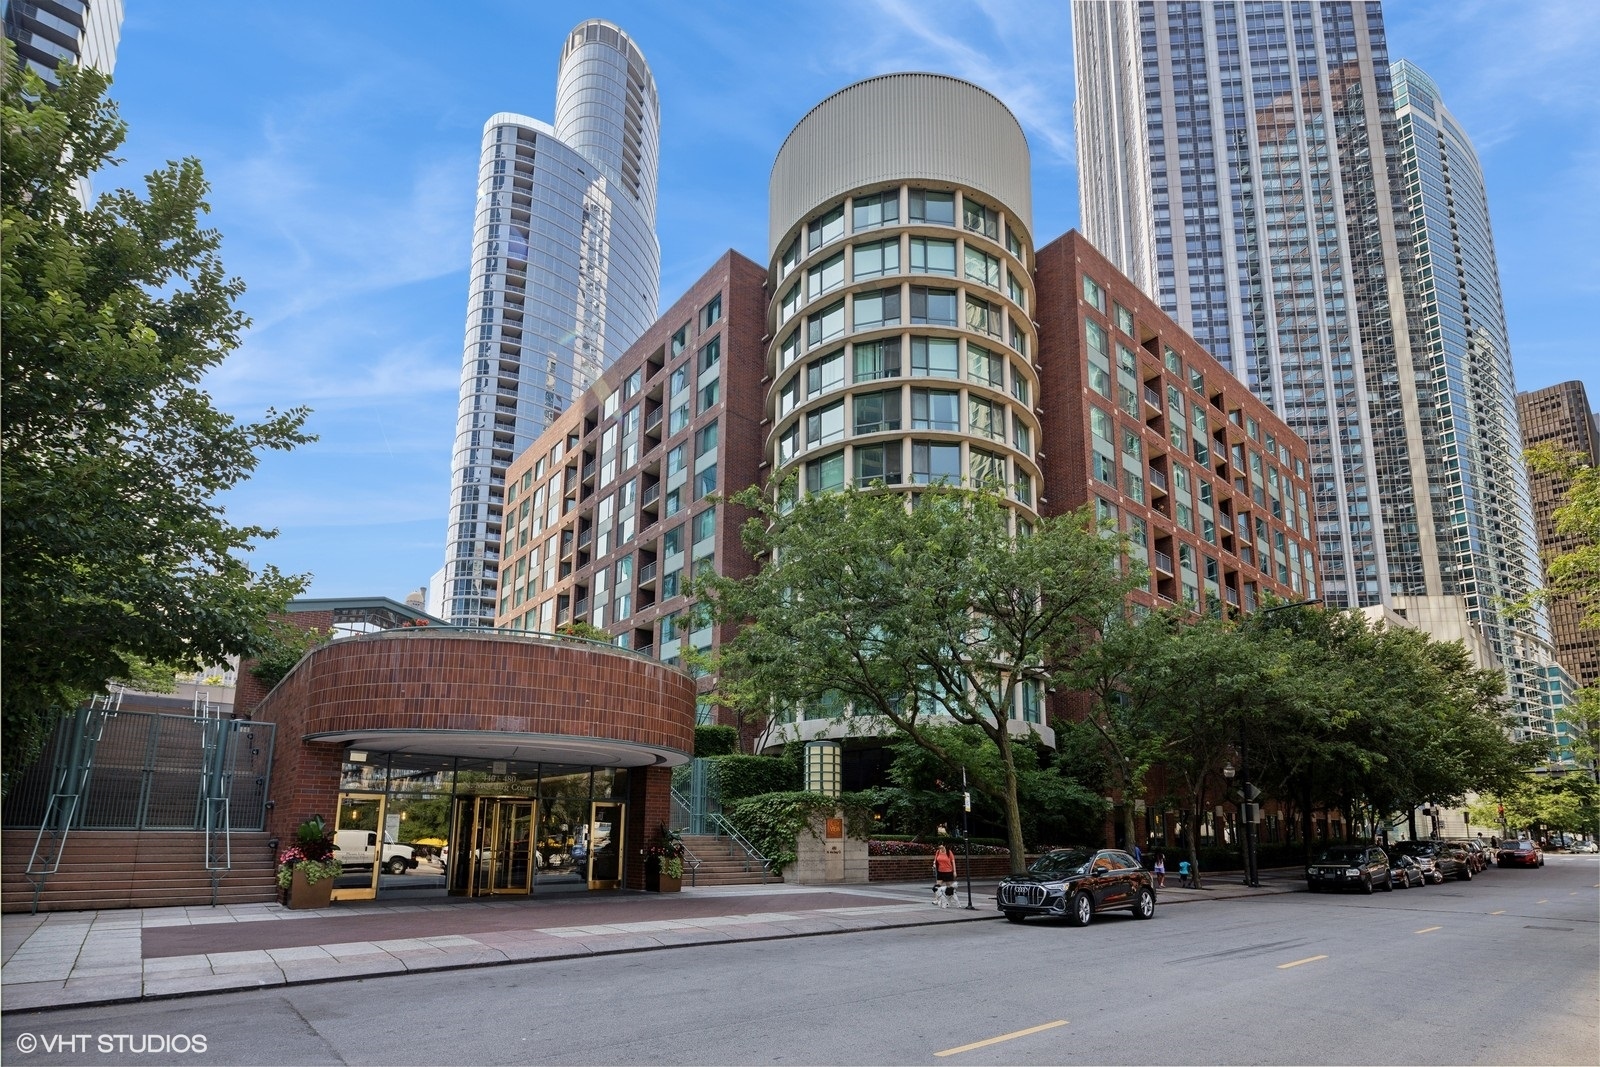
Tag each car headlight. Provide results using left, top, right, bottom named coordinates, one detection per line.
left=1306, top=867, right=1315, bottom=875
left=1345, top=868, right=1360, bottom=876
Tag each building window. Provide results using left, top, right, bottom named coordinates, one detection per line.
left=963, top=246, right=1001, bottom=288
left=911, top=337, right=960, bottom=378
left=807, top=205, right=845, bottom=251
left=807, top=400, right=845, bottom=447
left=968, top=344, right=1004, bottom=390
left=969, top=396, right=1003, bottom=441
left=853, top=389, right=902, bottom=435
left=912, top=441, right=962, bottom=484
left=853, top=189, right=899, bottom=231
left=911, top=388, right=960, bottom=432
left=693, top=506, right=716, bottom=543
left=807, top=350, right=845, bottom=397
left=1083, top=275, right=1106, bottom=313
left=909, top=189, right=955, bottom=225
left=910, top=287, right=958, bottom=326
left=808, top=251, right=845, bottom=299
left=1013, top=419, right=1031, bottom=455
left=853, top=338, right=902, bottom=382
left=963, top=199, right=999, bottom=239
left=853, top=287, right=902, bottom=331
left=853, top=237, right=900, bottom=280
left=854, top=442, right=903, bottom=486
left=777, top=423, right=799, bottom=465
left=696, top=420, right=719, bottom=457
left=909, top=237, right=957, bottom=276
left=1014, top=469, right=1032, bottom=506
left=671, top=324, right=689, bottom=357
left=807, top=450, right=846, bottom=494
left=698, top=377, right=719, bottom=413
left=700, top=294, right=722, bottom=329
left=1010, top=366, right=1030, bottom=405
left=778, top=375, right=799, bottom=417
left=1114, top=303, right=1135, bottom=335
left=970, top=447, right=1005, bottom=488
left=695, top=464, right=718, bottom=497
left=779, top=329, right=800, bottom=369
left=698, top=335, right=720, bottom=372
left=1086, top=319, right=1112, bottom=397
left=780, top=238, right=799, bottom=278
left=966, top=295, right=1003, bottom=338
left=808, top=300, right=846, bottom=347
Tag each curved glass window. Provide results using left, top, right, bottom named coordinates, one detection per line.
left=854, top=288, right=902, bottom=331
left=911, top=389, right=960, bottom=432
left=854, top=389, right=902, bottom=435
left=854, top=442, right=903, bottom=486
left=911, top=337, right=960, bottom=378
left=807, top=450, right=846, bottom=493
left=912, top=441, right=962, bottom=484
left=853, top=338, right=902, bottom=382
left=909, top=189, right=955, bottom=225
left=910, top=237, right=957, bottom=276
left=853, top=190, right=900, bottom=231
left=910, top=287, right=958, bottom=326
left=808, top=206, right=845, bottom=251
left=808, top=252, right=845, bottom=299
left=854, top=238, right=900, bottom=280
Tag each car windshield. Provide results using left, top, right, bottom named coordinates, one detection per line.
left=1390, top=842, right=1432, bottom=856
left=1504, top=841, right=1532, bottom=851
left=1028, top=850, right=1094, bottom=878
left=1315, top=848, right=1365, bottom=863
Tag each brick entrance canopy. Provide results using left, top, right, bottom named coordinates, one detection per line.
left=254, top=628, right=696, bottom=890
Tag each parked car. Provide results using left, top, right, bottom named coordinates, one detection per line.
left=1571, top=840, right=1599, bottom=855
left=1306, top=845, right=1393, bottom=893
left=1448, top=839, right=1489, bottom=873
left=1497, top=839, right=1544, bottom=868
left=1388, top=853, right=1427, bottom=889
left=996, top=848, right=1156, bottom=926
left=1388, top=840, right=1472, bottom=883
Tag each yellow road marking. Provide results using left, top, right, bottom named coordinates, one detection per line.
left=1415, top=926, right=1442, bottom=934
left=1489, top=910, right=1506, bottom=915
left=936, top=1020, right=1069, bottom=1057
left=1277, top=955, right=1328, bottom=969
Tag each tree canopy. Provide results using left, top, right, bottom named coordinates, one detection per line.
left=697, top=483, right=1138, bottom=872
left=1, top=52, right=312, bottom=783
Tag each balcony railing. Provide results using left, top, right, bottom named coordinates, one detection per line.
left=1153, top=550, right=1174, bottom=575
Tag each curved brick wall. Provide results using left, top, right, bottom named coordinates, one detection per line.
left=280, top=629, right=697, bottom=754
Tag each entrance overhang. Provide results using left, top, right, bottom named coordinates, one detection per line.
left=305, top=728, right=688, bottom=768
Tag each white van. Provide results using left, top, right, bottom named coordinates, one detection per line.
left=334, top=830, right=418, bottom=875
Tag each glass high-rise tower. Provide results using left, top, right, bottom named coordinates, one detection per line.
left=1073, top=2, right=1557, bottom=740
left=438, top=19, right=660, bottom=627
left=1391, top=59, right=1556, bottom=741
left=3, top=0, right=122, bottom=86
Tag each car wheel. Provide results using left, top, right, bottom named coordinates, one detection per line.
left=1133, top=887, right=1156, bottom=919
left=1458, top=865, right=1472, bottom=881
left=1305, top=882, right=1318, bottom=893
left=386, top=857, right=409, bottom=876
left=1362, top=875, right=1375, bottom=895
left=1066, top=891, right=1093, bottom=927
left=1383, top=872, right=1395, bottom=891
left=1004, top=911, right=1026, bottom=924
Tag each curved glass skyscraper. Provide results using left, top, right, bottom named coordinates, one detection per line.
left=440, top=20, right=660, bottom=627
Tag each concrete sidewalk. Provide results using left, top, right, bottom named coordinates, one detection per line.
left=1, top=874, right=1297, bottom=1014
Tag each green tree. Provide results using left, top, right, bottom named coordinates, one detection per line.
left=698, top=484, right=1138, bottom=873
left=1522, top=444, right=1600, bottom=629
left=1, top=53, right=312, bottom=783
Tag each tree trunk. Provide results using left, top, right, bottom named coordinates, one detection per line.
left=1184, top=808, right=1204, bottom=890
left=996, top=729, right=1029, bottom=875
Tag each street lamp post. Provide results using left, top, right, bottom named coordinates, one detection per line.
left=960, top=765, right=975, bottom=910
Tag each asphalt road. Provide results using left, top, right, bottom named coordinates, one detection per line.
left=5, top=856, right=1596, bottom=1066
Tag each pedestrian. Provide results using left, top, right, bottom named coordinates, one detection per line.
left=1178, top=859, right=1192, bottom=888
left=1133, top=843, right=1143, bottom=866
left=1152, top=852, right=1166, bottom=888
left=932, top=844, right=957, bottom=907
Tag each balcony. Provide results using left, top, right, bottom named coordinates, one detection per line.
left=637, top=560, right=658, bottom=587
left=641, top=482, right=661, bottom=508
left=1153, top=550, right=1174, bottom=575
left=1148, top=467, right=1168, bottom=492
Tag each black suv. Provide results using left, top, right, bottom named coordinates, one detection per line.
left=1306, top=845, right=1393, bottom=893
left=1389, top=840, right=1473, bottom=882
left=996, top=848, right=1156, bottom=926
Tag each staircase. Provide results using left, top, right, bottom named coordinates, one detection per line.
left=679, top=833, right=783, bottom=887
left=2, top=830, right=278, bottom=913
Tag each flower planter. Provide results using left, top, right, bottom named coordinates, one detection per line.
left=287, top=866, right=334, bottom=910
left=657, top=871, right=682, bottom=893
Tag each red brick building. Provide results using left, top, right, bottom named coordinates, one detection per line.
left=1036, top=232, right=1320, bottom=615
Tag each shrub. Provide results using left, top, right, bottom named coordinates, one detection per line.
left=694, top=725, right=739, bottom=757
left=724, top=791, right=876, bottom=871
left=712, top=754, right=801, bottom=801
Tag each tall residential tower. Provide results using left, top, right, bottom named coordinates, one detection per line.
left=437, top=19, right=660, bottom=627
left=1072, top=2, right=1557, bottom=740
left=3, top=0, right=122, bottom=86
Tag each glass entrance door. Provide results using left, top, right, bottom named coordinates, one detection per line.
left=452, top=797, right=536, bottom=897
left=587, top=801, right=624, bottom=889
left=332, top=793, right=386, bottom=901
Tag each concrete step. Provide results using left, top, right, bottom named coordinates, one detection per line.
left=2, top=829, right=277, bottom=912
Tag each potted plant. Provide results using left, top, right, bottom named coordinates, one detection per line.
left=645, top=824, right=685, bottom=892
left=277, top=815, right=342, bottom=909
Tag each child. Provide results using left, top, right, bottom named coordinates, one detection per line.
left=1152, top=852, right=1167, bottom=888
left=1178, top=859, right=1192, bottom=888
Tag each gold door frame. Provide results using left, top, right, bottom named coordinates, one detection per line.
left=586, top=800, right=625, bottom=890
left=331, top=792, right=386, bottom=902
left=455, top=796, right=537, bottom=897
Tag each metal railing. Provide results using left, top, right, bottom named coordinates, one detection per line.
left=708, top=813, right=775, bottom=883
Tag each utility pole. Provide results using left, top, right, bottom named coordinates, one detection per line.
left=961, top=765, right=975, bottom=910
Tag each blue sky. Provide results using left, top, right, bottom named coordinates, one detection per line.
left=102, top=1, right=1600, bottom=602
